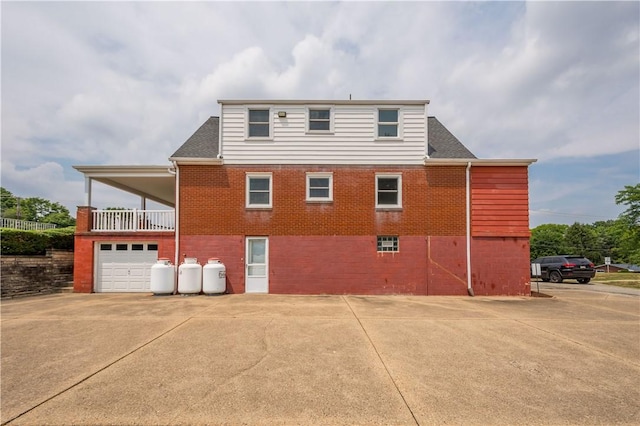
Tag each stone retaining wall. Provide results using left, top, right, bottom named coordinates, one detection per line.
left=1, top=250, right=74, bottom=298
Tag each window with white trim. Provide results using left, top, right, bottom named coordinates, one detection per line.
left=376, top=174, right=402, bottom=208
left=306, top=172, right=333, bottom=202
left=308, top=108, right=332, bottom=132
left=377, top=236, right=399, bottom=252
left=377, top=109, right=399, bottom=138
left=246, top=173, right=272, bottom=208
left=248, top=109, right=270, bottom=138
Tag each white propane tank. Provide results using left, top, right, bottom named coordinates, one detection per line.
left=203, top=258, right=226, bottom=295
left=150, top=258, right=175, bottom=295
left=178, top=258, right=202, bottom=294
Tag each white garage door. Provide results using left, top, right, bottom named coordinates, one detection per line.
left=96, top=242, right=158, bottom=292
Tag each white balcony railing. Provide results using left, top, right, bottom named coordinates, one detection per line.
left=1, top=217, right=57, bottom=230
left=91, top=209, right=175, bottom=232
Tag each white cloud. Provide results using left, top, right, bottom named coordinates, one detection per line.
left=1, top=1, right=638, bottom=223
left=439, top=2, right=639, bottom=159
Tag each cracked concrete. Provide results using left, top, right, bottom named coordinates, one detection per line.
left=1, top=290, right=639, bottom=425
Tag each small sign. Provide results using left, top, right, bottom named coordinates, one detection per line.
left=605, top=257, right=611, bottom=265
left=531, top=263, right=541, bottom=277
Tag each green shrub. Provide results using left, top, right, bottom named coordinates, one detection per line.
left=41, top=227, right=75, bottom=250
left=0, top=227, right=75, bottom=255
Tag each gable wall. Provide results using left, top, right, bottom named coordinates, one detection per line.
left=220, top=104, right=426, bottom=164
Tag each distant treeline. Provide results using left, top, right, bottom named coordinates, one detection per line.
left=531, top=219, right=639, bottom=265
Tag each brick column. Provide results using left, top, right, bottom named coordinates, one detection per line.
left=74, top=206, right=95, bottom=293
left=75, top=206, right=95, bottom=233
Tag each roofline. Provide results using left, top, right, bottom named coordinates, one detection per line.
left=424, top=158, right=537, bottom=166
left=218, top=99, right=430, bottom=106
left=73, top=165, right=175, bottom=177
left=168, top=157, right=224, bottom=165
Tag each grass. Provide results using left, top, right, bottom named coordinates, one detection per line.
left=592, top=272, right=640, bottom=290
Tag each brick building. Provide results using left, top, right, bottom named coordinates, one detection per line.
left=74, top=99, right=535, bottom=295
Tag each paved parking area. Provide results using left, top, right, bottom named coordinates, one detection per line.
left=2, top=290, right=639, bottom=425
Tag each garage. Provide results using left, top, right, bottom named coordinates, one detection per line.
left=96, top=242, right=158, bottom=292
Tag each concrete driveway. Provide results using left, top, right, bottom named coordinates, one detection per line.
left=2, top=290, right=639, bottom=425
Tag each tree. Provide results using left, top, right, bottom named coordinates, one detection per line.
left=565, top=222, right=600, bottom=263
left=530, top=224, right=570, bottom=260
left=1, top=187, right=17, bottom=215
left=615, top=184, right=640, bottom=264
left=592, top=220, right=626, bottom=262
left=0, top=187, right=75, bottom=227
left=615, top=184, right=640, bottom=226
left=40, top=211, right=76, bottom=228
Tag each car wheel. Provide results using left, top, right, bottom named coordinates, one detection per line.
left=577, top=278, right=590, bottom=284
left=549, top=271, right=563, bottom=283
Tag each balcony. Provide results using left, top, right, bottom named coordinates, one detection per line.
left=91, top=209, right=175, bottom=232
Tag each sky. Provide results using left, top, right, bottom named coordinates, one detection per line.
left=1, top=1, right=639, bottom=228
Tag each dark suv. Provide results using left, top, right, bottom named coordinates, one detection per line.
left=532, top=255, right=596, bottom=284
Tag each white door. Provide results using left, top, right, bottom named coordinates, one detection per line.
left=246, top=237, right=268, bottom=293
left=96, top=242, right=158, bottom=292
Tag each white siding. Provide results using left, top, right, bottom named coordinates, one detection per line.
left=221, top=104, right=426, bottom=165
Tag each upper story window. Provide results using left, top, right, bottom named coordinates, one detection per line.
left=376, top=173, right=402, bottom=209
left=248, top=109, right=270, bottom=138
left=377, top=109, right=399, bottom=138
left=308, top=108, right=332, bottom=132
left=246, top=173, right=272, bottom=208
left=306, top=172, right=333, bottom=202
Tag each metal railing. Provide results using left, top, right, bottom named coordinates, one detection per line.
left=91, top=209, right=175, bottom=232
left=1, top=217, right=57, bottom=230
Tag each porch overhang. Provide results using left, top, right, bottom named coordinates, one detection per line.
left=73, top=165, right=176, bottom=207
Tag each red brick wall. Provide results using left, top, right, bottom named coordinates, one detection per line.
left=179, top=235, right=244, bottom=294
left=73, top=236, right=94, bottom=293
left=179, top=165, right=466, bottom=236
left=73, top=231, right=175, bottom=293
left=471, top=237, right=531, bottom=296
left=181, top=235, right=430, bottom=295
left=76, top=206, right=95, bottom=233
left=178, top=164, right=532, bottom=296
left=270, top=236, right=427, bottom=294
left=180, top=234, right=488, bottom=295
left=426, top=236, right=468, bottom=295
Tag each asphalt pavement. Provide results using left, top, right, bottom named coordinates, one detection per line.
left=2, top=289, right=639, bottom=425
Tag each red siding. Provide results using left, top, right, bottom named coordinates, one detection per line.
left=471, top=167, right=530, bottom=237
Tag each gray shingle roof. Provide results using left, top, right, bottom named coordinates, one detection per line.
left=170, top=116, right=219, bottom=159
left=169, top=115, right=475, bottom=160
left=427, top=117, right=476, bottom=159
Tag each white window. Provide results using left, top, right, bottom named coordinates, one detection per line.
left=377, top=109, right=399, bottom=138
left=377, top=236, right=399, bottom=252
left=248, top=109, right=271, bottom=138
left=307, top=108, right=333, bottom=133
left=246, top=173, right=272, bottom=208
left=376, top=174, right=402, bottom=209
left=306, top=172, right=333, bottom=202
